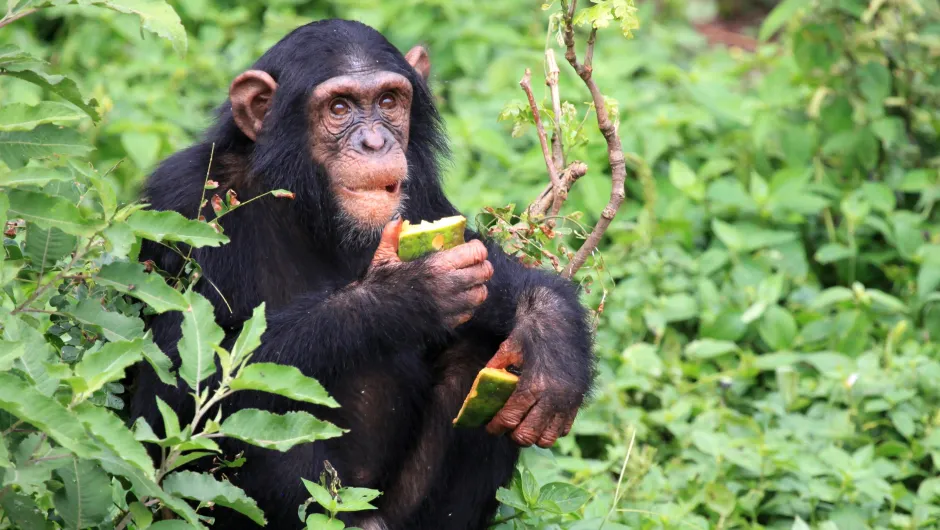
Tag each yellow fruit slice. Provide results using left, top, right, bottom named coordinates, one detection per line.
left=397, top=215, right=467, bottom=261
left=452, top=368, right=519, bottom=428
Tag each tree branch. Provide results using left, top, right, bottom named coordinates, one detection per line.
left=519, top=69, right=565, bottom=219
left=559, top=3, right=627, bottom=279
left=528, top=161, right=588, bottom=218
left=545, top=49, right=566, bottom=174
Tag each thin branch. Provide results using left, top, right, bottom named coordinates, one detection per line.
left=0, top=8, right=37, bottom=30
left=584, top=27, right=597, bottom=71
left=545, top=49, right=566, bottom=174
left=519, top=69, right=565, bottom=218
left=529, top=161, right=588, bottom=218
left=560, top=6, right=627, bottom=279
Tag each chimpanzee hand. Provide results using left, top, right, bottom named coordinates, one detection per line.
left=370, top=218, right=494, bottom=328
left=484, top=330, right=585, bottom=449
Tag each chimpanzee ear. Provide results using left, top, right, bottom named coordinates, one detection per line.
left=404, top=45, right=431, bottom=82
left=230, top=70, right=278, bottom=142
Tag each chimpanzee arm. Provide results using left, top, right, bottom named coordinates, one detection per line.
left=253, top=260, right=453, bottom=382
left=462, top=236, right=595, bottom=448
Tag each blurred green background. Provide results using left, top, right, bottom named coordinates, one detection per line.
left=2, top=0, right=940, bottom=528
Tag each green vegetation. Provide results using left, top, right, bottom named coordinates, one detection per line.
left=0, top=0, right=939, bottom=529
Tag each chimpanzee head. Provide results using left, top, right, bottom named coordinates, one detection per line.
left=217, top=19, right=446, bottom=244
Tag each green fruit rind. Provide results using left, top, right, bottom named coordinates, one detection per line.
left=452, top=368, right=519, bottom=428
left=397, top=215, right=467, bottom=261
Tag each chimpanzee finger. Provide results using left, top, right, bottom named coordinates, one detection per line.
left=433, top=239, right=488, bottom=271
left=560, top=410, right=578, bottom=438
left=536, top=414, right=567, bottom=449
left=448, top=261, right=494, bottom=290
left=444, top=284, right=487, bottom=315
left=486, top=390, right=537, bottom=437
left=370, top=218, right=404, bottom=265
left=509, top=401, right=553, bottom=447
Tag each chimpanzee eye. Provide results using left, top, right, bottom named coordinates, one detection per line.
left=330, top=98, right=350, bottom=116
left=378, top=93, right=396, bottom=110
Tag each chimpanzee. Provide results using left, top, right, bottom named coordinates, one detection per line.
left=130, top=18, right=594, bottom=530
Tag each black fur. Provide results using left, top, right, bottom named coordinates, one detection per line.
left=129, top=19, right=594, bottom=530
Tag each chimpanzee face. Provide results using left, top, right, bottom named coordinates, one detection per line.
left=308, top=70, right=413, bottom=228
left=228, top=46, right=430, bottom=230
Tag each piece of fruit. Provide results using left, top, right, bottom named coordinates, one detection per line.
left=452, top=367, right=519, bottom=428
left=397, top=215, right=466, bottom=261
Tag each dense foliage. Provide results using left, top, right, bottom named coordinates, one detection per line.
left=0, top=0, right=938, bottom=529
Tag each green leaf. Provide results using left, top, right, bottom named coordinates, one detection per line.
left=96, top=261, right=187, bottom=313
left=67, top=338, right=145, bottom=397
left=791, top=517, right=812, bottom=530
left=537, top=482, right=590, bottom=514
left=668, top=160, right=703, bottom=200
left=0, top=340, right=27, bottom=371
left=142, top=338, right=176, bottom=386
left=331, top=487, right=381, bottom=513
left=815, top=243, right=856, bottom=264
left=163, top=470, right=266, bottom=525
left=0, top=102, right=85, bottom=131
left=120, top=130, right=162, bottom=170
left=97, top=452, right=206, bottom=528
left=68, top=298, right=145, bottom=342
left=24, top=224, right=76, bottom=271
left=0, top=124, right=93, bottom=169
left=7, top=189, right=100, bottom=236
left=302, top=478, right=337, bottom=512
left=810, top=287, right=854, bottom=310
left=0, top=492, right=47, bottom=529
left=220, top=409, right=344, bottom=452
left=759, top=0, right=810, bottom=40
left=126, top=209, right=229, bottom=248
left=155, top=397, right=181, bottom=439
left=230, top=363, right=339, bottom=408
left=712, top=220, right=796, bottom=253
left=0, top=166, right=71, bottom=187
left=102, top=222, right=137, bottom=257
left=0, top=373, right=96, bottom=457
left=128, top=501, right=154, bottom=529
left=230, top=303, right=266, bottom=366
left=86, top=0, right=188, bottom=55
left=759, top=306, right=798, bottom=350
left=3, top=65, right=100, bottom=121
left=705, top=482, right=736, bottom=516
left=178, top=289, right=224, bottom=392
left=74, top=402, right=155, bottom=480
left=305, top=514, right=344, bottom=530
left=53, top=458, right=116, bottom=529
left=685, top=339, right=739, bottom=359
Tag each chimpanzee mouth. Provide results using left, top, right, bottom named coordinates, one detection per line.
left=341, top=181, right=402, bottom=197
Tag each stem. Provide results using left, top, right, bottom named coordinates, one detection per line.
left=545, top=48, right=566, bottom=173
left=489, top=513, right=521, bottom=527
left=560, top=3, right=628, bottom=279
left=0, top=8, right=37, bottom=30
left=519, top=69, right=565, bottom=219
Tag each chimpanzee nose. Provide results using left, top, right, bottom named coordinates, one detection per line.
left=355, top=128, right=388, bottom=154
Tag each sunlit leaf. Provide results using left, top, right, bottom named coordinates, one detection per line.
left=220, top=409, right=345, bottom=452
left=177, top=289, right=224, bottom=392
left=126, top=209, right=229, bottom=248
left=230, top=363, right=339, bottom=408
left=163, top=470, right=266, bottom=525
left=96, top=261, right=187, bottom=313
left=68, top=298, right=145, bottom=342
left=0, top=102, right=85, bottom=131
left=0, top=373, right=96, bottom=457
left=0, top=124, right=93, bottom=168
left=74, top=402, right=155, bottom=480
left=7, top=189, right=101, bottom=236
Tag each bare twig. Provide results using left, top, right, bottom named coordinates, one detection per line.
left=559, top=0, right=627, bottom=279
left=519, top=69, right=565, bottom=219
left=545, top=49, right=566, bottom=174
left=529, top=161, right=588, bottom=217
